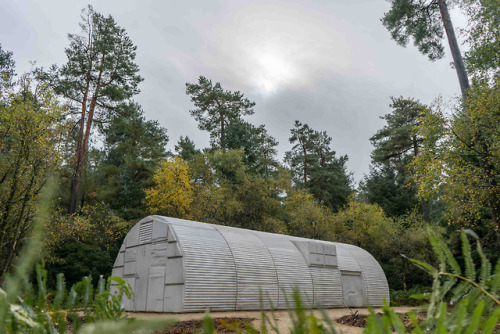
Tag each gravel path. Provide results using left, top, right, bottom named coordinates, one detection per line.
left=130, top=306, right=416, bottom=333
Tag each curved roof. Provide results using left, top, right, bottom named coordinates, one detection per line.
left=112, top=216, right=389, bottom=312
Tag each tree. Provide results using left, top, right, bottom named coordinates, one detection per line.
left=225, top=120, right=279, bottom=176
left=285, top=121, right=351, bottom=212
left=0, top=44, right=14, bottom=89
left=285, top=121, right=316, bottom=188
left=45, top=6, right=143, bottom=214
left=185, top=76, right=255, bottom=150
left=0, top=72, right=65, bottom=276
left=284, top=190, right=336, bottom=240
left=175, top=136, right=198, bottom=161
left=145, top=157, right=193, bottom=218
left=412, top=81, right=500, bottom=251
left=98, top=102, right=168, bottom=220
left=370, top=96, right=430, bottom=220
left=382, top=0, right=470, bottom=98
left=359, top=166, right=420, bottom=218
left=462, top=0, right=500, bottom=82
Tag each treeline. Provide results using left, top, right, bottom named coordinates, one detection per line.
left=0, top=1, right=498, bottom=294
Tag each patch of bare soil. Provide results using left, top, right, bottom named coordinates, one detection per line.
left=336, top=312, right=426, bottom=330
left=155, top=317, right=256, bottom=334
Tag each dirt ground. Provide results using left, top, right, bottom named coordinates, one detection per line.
left=130, top=306, right=415, bottom=333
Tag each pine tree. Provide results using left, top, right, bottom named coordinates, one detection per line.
left=43, top=6, right=143, bottom=214
left=185, top=76, right=255, bottom=150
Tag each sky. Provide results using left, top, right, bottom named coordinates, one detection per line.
left=1, top=0, right=464, bottom=183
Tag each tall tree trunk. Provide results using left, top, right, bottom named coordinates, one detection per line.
left=437, top=0, right=470, bottom=99
left=68, top=56, right=102, bottom=214
left=68, top=71, right=91, bottom=215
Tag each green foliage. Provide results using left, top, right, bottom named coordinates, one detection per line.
left=365, top=229, right=500, bottom=333
left=285, top=121, right=351, bottom=212
left=186, top=76, right=255, bottom=150
left=333, top=199, right=436, bottom=290
left=225, top=120, right=280, bottom=177
left=0, top=71, right=66, bottom=276
left=99, top=102, right=168, bottom=220
left=462, top=0, right=500, bottom=82
left=359, top=167, right=420, bottom=218
left=0, top=43, right=15, bottom=88
left=44, top=205, right=129, bottom=287
left=411, top=82, right=500, bottom=250
left=284, top=190, right=336, bottom=240
left=175, top=136, right=199, bottom=161
left=369, top=96, right=431, bottom=220
left=382, top=0, right=445, bottom=61
left=187, top=150, right=288, bottom=233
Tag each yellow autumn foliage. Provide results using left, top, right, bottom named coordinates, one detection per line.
left=145, top=156, right=193, bottom=218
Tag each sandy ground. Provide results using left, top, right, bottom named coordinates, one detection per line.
left=130, top=307, right=415, bottom=333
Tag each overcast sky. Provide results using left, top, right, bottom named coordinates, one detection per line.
left=1, top=0, right=464, bottom=182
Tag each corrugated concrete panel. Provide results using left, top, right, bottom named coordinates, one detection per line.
left=256, top=232, right=314, bottom=308
left=172, top=224, right=237, bottom=312
left=310, top=267, right=343, bottom=307
left=214, top=225, right=279, bottom=310
left=342, top=244, right=389, bottom=306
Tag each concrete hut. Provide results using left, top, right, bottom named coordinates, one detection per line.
left=112, top=216, right=390, bottom=313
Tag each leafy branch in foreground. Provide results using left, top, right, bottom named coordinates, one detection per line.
left=366, top=229, right=500, bottom=333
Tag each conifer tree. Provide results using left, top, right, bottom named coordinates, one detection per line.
left=44, top=6, right=143, bottom=214
left=185, top=76, right=255, bottom=150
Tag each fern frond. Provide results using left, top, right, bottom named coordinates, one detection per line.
left=476, top=240, right=491, bottom=287
left=97, top=275, right=105, bottom=296
left=429, top=232, right=447, bottom=273
left=409, top=258, right=438, bottom=275
left=460, top=231, right=476, bottom=281
left=481, top=306, right=500, bottom=334
left=463, top=299, right=484, bottom=334
left=450, top=297, right=468, bottom=334
left=491, top=258, right=500, bottom=294
left=430, top=230, right=461, bottom=275
left=451, top=280, right=471, bottom=303
left=53, top=273, right=65, bottom=309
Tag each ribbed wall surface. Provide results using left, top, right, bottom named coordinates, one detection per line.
left=343, top=244, right=389, bottom=306
left=336, top=245, right=362, bottom=272
left=172, top=224, right=237, bottom=312
left=215, top=226, right=279, bottom=310
left=310, top=267, right=343, bottom=307
left=256, top=232, right=314, bottom=308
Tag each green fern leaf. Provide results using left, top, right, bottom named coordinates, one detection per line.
left=490, top=258, right=500, bottom=294
left=450, top=297, right=468, bottom=334
left=451, top=281, right=471, bottom=303
left=481, top=306, right=500, bottom=334
left=409, top=258, right=438, bottom=276
left=53, top=273, right=65, bottom=309
left=435, top=302, right=447, bottom=334
left=464, top=299, right=484, bottom=334
left=460, top=231, right=476, bottom=281
left=476, top=240, right=491, bottom=287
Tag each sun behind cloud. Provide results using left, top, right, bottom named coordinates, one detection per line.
left=253, top=49, right=294, bottom=93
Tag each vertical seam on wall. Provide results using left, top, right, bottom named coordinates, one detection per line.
left=212, top=225, right=239, bottom=311
left=254, top=232, right=282, bottom=309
